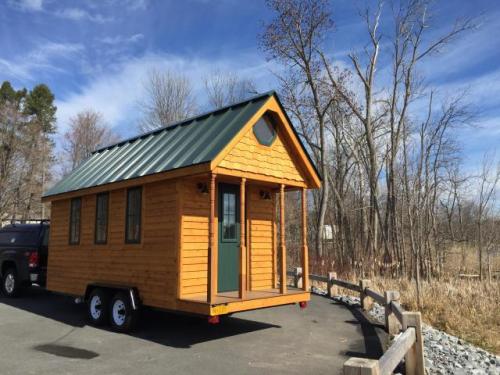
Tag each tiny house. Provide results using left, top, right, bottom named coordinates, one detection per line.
left=42, top=91, right=321, bottom=331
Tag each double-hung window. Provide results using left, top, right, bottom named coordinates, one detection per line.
left=69, top=197, right=81, bottom=245
left=95, top=193, right=109, bottom=244
left=125, top=187, right=142, bottom=243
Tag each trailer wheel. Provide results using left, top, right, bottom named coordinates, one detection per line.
left=87, top=288, right=110, bottom=326
left=1, top=268, right=20, bottom=297
left=109, top=291, right=137, bottom=332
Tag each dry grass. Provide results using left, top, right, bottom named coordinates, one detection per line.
left=305, top=247, right=500, bottom=353
left=371, top=277, right=500, bottom=354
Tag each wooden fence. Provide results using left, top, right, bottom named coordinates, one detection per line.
left=288, top=268, right=425, bottom=375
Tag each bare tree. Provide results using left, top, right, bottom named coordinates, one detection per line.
left=62, top=110, right=119, bottom=174
left=476, top=154, right=500, bottom=281
left=138, top=69, right=197, bottom=132
left=261, top=0, right=334, bottom=257
left=204, top=69, right=257, bottom=108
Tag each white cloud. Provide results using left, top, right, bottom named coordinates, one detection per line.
left=55, top=52, right=278, bottom=136
left=99, top=33, right=144, bottom=45
left=7, top=0, right=44, bottom=11
left=124, top=0, right=148, bottom=10
left=7, top=0, right=112, bottom=23
left=419, top=16, right=500, bottom=81
left=54, top=7, right=113, bottom=23
left=0, top=41, right=84, bottom=81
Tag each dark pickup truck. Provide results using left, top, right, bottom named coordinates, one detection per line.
left=0, top=221, right=49, bottom=297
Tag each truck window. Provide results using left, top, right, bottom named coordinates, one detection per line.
left=0, top=230, right=39, bottom=246
left=42, top=227, right=50, bottom=247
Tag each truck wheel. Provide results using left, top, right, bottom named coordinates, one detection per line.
left=109, top=291, right=137, bottom=332
left=1, top=268, right=20, bottom=297
left=87, top=288, right=110, bottom=326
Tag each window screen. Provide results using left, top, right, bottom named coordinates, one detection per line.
left=95, top=193, right=109, bottom=244
left=126, top=187, right=142, bottom=243
left=69, top=198, right=81, bottom=245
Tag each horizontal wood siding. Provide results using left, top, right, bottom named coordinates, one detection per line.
left=248, top=185, right=274, bottom=290
left=179, top=179, right=210, bottom=298
left=218, top=124, right=305, bottom=183
left=47, top=179, right=179, bottom=310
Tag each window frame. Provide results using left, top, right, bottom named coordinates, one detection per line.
left=69, top=197, right=81, bottom=245
left=125, top=186, right=142, bottom=244
left=252, top=115, right=277, bottom=147
left=221, top=191, right=237, bottom=242
left=94, top=192, right=109, bottom=245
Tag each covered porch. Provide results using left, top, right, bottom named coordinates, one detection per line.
left=178, top=172, right=310, bottom=316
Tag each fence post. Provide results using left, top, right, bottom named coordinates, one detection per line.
left=294, top=267, right=303, bottom=289
left=343, top=358, right=380, bottom=375
left=327, top=271, right=337, bottom=298
left=359, top=279, right=372, bottom=311
left=384, top=291, right=401, bottom=335
left=402, top=312, right=425, bottom=375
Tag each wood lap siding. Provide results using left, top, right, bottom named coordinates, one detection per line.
left=218, top=125, right=305, bottom=183
left=247, top=186, right=274, bottom=290
left=179, top=180, right=209, bottom=297
left=47, top=180, right=179, bottom=310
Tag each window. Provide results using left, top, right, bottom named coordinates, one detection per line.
left=69, top=197, right=81, bottom=245
left=0, top=230, right=39, bottom=246
left=222, top=192, right=236, bottom=240
left=253, top=115, right=276, bottom=146
left=95, top=193, right=109, bottom=244
left=41, top=227, right=50, bottom=247
left=125, top=187, right=142, bottom=243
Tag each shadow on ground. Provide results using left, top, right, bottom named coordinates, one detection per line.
left=333, top=298, right=385, bottom=358
left=0, top=286, right=388, bottom=370
left=0, top=287, right=280, bottom=349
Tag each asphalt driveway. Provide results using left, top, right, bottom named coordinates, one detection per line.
left=0, top=288, right=386, bottom=375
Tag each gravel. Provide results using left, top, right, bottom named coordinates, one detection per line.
left=310, top=287, right=500, bottom=375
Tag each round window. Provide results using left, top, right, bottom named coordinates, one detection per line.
left=253, top=116, right=276, bottom=146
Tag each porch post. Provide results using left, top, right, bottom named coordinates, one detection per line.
left=280, top=184, right=287, bottom=294
left=239, top=178, right=247, bottom=299
left=208, top=173, right=217, bottom=303
left=301, top=188, right=309, bottom=291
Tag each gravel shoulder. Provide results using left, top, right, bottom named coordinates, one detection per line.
left=329, top=292, right=500, bottom=375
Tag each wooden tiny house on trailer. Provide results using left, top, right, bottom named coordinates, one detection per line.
left=42, top=91, right=321, bottom=331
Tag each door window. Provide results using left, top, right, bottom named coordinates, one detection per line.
left=222, top=192, right=236, bottom=240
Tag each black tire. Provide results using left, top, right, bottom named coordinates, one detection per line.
left=109, top=291, right=138, bottom=332
left=1, top=268, right=20, bottom=297
left=87, top=288, right=110, bottom=326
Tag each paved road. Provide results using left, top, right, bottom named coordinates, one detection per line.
left=0, top=288, right=387, bottom=375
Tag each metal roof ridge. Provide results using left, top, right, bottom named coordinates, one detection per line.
left=92, top=90, right=276, bottom=154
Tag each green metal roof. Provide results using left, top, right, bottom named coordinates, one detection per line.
left=44, top=92, right=274, bottom=198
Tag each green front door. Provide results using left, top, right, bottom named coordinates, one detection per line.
left=218, top=183, right=240, bottom=293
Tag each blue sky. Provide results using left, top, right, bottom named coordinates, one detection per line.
left=1, top=0, right=499, bottom=173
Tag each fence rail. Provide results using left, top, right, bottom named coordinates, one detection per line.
left=287, top=269, right=425, bottom=375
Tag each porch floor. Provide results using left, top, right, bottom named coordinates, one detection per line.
left=182, top=287, right=306, bottom=304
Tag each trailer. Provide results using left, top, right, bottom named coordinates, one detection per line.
left=41, top=91, right=321, bottom=331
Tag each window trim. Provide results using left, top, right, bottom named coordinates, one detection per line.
left=125, top=186, right=142, bottom=244
left=94, top=192, right=109, bottom=245
left=69, top=197, right=81, bottom=245
left=221, top=190, right=237, bottom=242
left=252, top=115, right=277, bottom=147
